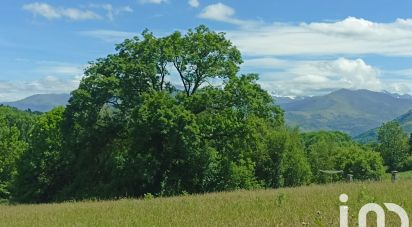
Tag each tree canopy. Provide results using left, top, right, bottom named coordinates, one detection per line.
left=377, top=121, right=409, bottom=171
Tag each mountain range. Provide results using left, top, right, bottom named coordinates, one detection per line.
left=276, top=89, right=412, bottom=137
left=0, top=94, right=70, bottom=112
left=3, top=89, right=412, bottom=140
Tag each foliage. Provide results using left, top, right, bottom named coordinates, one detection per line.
left=0, top=119, right=26, bottom=199
left=125, top=92, right=204, bottom=196
left=168, top=25, right=242, bottom=95
left=278, top=129, right=312, bottom=187
left=334, top=145, right=385, bottom=180
left=0, top=106, right=35, bottom=199
left=13, top=107, right=66, bottom=203
left=377, top=121, right=409, bottom=171
left=400, top=156, right=412, bottom=171
left=0, top=105, right=37, bottom=141
left=303, top=131, right=385, bottom=183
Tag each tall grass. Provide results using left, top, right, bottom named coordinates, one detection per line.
left=0, top=180, right=411, bottom=226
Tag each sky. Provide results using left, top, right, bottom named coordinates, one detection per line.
left=1, top=0, right=412, bottom=101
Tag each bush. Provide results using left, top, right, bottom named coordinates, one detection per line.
left=400, top=156, right=412, bottom=171
left=304, top=131, right=385, bottom=183
left=335, top=145, right=385, bottom=180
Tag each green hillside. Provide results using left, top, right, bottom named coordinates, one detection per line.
left=355, top=109, right=412, bottom=143
left=280, top=89, right=412, bottom=136
left=1, top=180, right=411, bottom=226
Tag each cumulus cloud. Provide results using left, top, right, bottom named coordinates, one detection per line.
left=243, top=57, right=385, bottom=96
left=23, top=2, right=101, bottom=20
left=198, top=3, right=258, bottom=27
left=328, top=58, right=382, bottom=90
left=225, top=17, right=412, bottom=57
left=188, top=0, right=199, bottom=8
left=211, top=16, right=412, bottom=96
left=139, top=0, right=168, bottom=4
left=199, top=3, right=234, bottom=21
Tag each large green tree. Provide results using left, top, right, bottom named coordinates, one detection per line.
left=58, top=26, right=263, bottom=200
left=377, top=121, right=409, bottom=171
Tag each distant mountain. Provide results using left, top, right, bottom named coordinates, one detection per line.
left=355, top=110, right=412, bottom=143
left=278, top=89, right=412, bottom=136
left=383, top=90, right=412, bottom=100
left=1, top=94, right=70, bottom=112
left=272, top=95, right=308, bottom=105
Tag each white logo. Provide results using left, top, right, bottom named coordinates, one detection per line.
left=339, top=194, right=409, bottom=227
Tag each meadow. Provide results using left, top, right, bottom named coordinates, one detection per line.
left=1, top=176, right=412, bottom=226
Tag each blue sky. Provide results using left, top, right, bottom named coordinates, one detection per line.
left=1, top=0, right=412, bottom=101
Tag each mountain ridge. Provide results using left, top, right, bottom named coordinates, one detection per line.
left=3, top=89, right=412, bottom=135
left=277, top=89, right=412, bottom=136
left=0, top=93, right=70, bottom=112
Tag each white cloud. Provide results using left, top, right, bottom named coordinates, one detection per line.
left=242, top=57, right=290, bottom=69
left=139, top=0, right=168, bottom=4
left=188, top=0, right=200, bottom=8
left=199, top=3, right=234, bottom=21
left=80, top=30, right=137, bottom=42
left=225, top=17, right=412, bottom=57
left=60, top=8, right=101, bottom=21
left=26, top=75, right=81, bottom=93
left=0, top=61, right=86, bottom=102
left=213, top=16, right=412, bottom=96
left=0, top=73, right=82, bottom=102
left=198, top=3, right=258, bottom=27
left=22, top=2, right=60, bottom=19
left=243, top=57, right=384, bottom=96
left=391, top=69, right=412, bottom=77
left=36, top=64, right=85, bottom=76
left=0, top=76, right=81, bottom=102
left=90, top=4, right=133, bottom=21
left=23, top=2, right=101, bottom=21
left=328, top=58, right=381, bottom=90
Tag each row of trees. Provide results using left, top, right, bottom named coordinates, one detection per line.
left=0, top=26, right=405, bottom=204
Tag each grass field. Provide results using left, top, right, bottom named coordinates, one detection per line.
left=1, top=178, right=412, bottom=226
left=384, top=170, right=412, bottom=181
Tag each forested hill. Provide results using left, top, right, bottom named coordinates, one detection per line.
left=1, top=94, right=70, bottom=112
left=278, top=89, right=412, bottom=136
left=355, top=109, right=412, bottom=143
